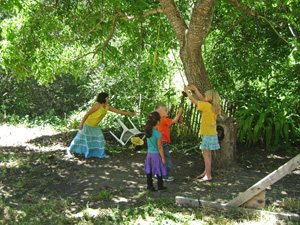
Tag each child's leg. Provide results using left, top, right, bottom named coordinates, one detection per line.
left=201, top=150, right=212, bottom=180
left=162, top=142, right=172, bottom=178
left=156, top=175, right=167, bottom=190
left=147, top=173, right=155, bottom=190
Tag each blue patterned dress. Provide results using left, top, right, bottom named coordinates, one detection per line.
left=69, top=105, right=108, bottom=158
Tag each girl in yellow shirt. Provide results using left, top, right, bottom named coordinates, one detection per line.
left=184, top=85, right=221, bottom=182
left=67, top=92, right=134, bottom=158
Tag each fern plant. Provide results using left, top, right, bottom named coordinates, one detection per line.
left=235, top=102, right=299, bottom=151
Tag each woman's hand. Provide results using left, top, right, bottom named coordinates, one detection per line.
left=78, top=123, right=83, bottom=130
left=162, top=158, right=166, bottom=165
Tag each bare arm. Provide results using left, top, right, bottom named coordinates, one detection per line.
left=189, top=84, right=205, bottom=101
left=108, top=105, right=135, bottom=116
left=79, top=103, right=100, bottom=130
left=157, top=138, right=165, bottom=164
left=172, top=105, right=183, bottom=123
left=184, top=86, right=198, bottom=105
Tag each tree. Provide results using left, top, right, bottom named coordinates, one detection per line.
left=1, top=0, right=298, bottom=168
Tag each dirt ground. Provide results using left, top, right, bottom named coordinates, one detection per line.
left=0, top=124, right=300, bottom=213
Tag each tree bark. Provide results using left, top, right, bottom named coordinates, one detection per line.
left=160, top=0, right=238, bottom=170
left=214, top=115, right=239, bottom=170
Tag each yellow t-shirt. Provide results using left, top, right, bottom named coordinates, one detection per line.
left=197, top=101, right=217, bottom=136
left=84, top=105, right=108, bottom=127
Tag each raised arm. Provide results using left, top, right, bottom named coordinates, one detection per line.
left=108, top=105, right=135, bottom=116
left=172, top=105, right=183, bottom=123
left=189, top=84, right=205, bottom=101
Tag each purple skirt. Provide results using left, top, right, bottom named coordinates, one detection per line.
left=144, top=153, right=166, bottom=177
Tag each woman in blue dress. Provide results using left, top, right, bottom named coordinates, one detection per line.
left=67, top=92, right=134, bottom=158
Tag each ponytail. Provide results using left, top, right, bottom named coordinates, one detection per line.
left=144, top=112, right=161, bottom=138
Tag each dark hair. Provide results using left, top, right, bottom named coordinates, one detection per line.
left=144, top=112, right=160, bottom=138
left=97, top=92, right=109, bottom=103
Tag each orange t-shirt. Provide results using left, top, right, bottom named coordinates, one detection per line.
left=157, top=117, right=173, bottom=143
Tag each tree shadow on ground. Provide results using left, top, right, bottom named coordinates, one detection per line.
left=1, top=130, right=300, bottom=215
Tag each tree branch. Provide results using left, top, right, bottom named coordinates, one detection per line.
left=92, top=11, right=121, bottom=57
left=226, top=0, right=291, bottom=48
left=73, top=52, right=96, bottom=61
left=74, top=8, right=164, bottom=60
left=226, top=0, right=256, bottom=18
left=258, top=15, right=291, bottom=48
left=63, top=17, right=105, bottom=42
left=31, top=0, right=47, bottom=34
left=188, top=0, right=218, bottom=49
left=159, top=0, right=188, bottom=46
left=119, top=8, right=163, bottom=20
left=92, top=8, right=163, bottom=58
left=46, top=0, right=59, bottom=11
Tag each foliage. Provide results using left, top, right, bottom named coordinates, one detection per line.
left=0, top=71, right=91, bottom=118
left=235, top=101, right=300, bottom=151
left=202, top=1, right=300, bottom=151
left=1, top=0, right=300, bottom=152
left=0, top=0, right=177, bottom=84
left=205, top=1, right=299, bottom=112
left=0, top=0, right=181, bottom=128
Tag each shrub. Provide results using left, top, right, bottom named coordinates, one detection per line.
left=235, top=102, right=299, bottom=151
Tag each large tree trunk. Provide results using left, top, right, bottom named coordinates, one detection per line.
left=214, top=116, right=239, bottom=170
left=160, top=0, right=238, bottom=170
left=181, top=46, right=239, bottom=170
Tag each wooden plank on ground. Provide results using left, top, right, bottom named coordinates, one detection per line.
left=175, top=196, right=226, bottom=208
left=226, top=153, right=300, bottom=207
left=175, top=196, right=300, bottom=222
left=242, top=189, right=266, bottom=208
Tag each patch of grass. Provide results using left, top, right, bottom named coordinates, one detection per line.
left=279, top=198, right=300, bottom=212
left=106, top=145, right=130, bottom=155
left=147, top=197, right=174, bottom=208
left=0, top=154, right=15, bottom=162
left=78, top=170, right=89, bottom=174
left=89, top=190, right=113, bottom=201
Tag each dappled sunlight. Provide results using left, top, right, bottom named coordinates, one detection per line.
left=267, top=154, right=289, bottom=160
left=112, top=196, right=129, bottom=203
left=1, top=126, right=300, bottom=224
left=292, top=167, right=300, bottom=175
left=0, top=183, right=14, bottom=199
left=71, top=207, right=102, bottom=218
left=0, top=159, right=20, bottom=168
left=24, top=143, right=68, bottom=152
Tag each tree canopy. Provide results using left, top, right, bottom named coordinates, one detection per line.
left=1, top=0, right=298, bottom=94
left=1, top=0, right=299, bottom=149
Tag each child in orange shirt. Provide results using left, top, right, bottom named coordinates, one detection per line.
left=155, top=103, right=183, bottom=181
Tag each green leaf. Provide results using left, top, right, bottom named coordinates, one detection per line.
left=253, top=112, right=265, bottom=141
left=265, top=125, right=272, bottom=149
